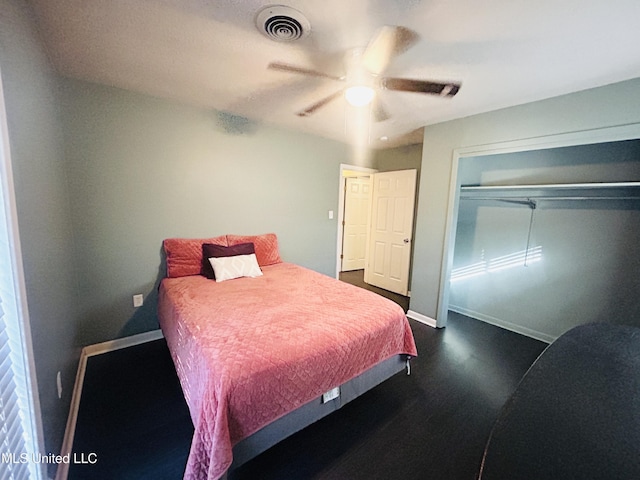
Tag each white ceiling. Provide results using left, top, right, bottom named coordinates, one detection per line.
left=28, top=0, right=640, bottom=149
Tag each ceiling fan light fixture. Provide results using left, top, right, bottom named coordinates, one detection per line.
left=345, top=85, right=375, bottom=107
left=266, top=25, right=461, bottom=119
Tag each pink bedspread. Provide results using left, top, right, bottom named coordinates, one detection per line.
left=158, top=262, right=417, bottom=480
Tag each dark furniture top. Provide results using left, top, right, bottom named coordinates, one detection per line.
left=479, top=323, right=640, bottom=480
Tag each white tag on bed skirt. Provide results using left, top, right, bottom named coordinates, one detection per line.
left=322, top=387, right=340, bottom=403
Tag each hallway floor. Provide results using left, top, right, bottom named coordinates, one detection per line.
left=339, top=269, right=410, bottom=312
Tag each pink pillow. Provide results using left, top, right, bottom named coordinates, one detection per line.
left=164, top=236, right=228, bottom=278
left=226, top=233, right=282, bottom=266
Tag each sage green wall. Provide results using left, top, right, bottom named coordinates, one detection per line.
left=60, top=78, right=359, bottom=347
left=410, top=78, right=640, bottom=325
left=373, top=142, right=423, bottom=173
left=0, top=0, right=79, bottom=462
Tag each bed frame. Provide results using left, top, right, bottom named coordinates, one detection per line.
left=227, top=354, right=410, bottom=475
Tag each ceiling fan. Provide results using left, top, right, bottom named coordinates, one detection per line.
left=268, top=25, right=461, bottom=120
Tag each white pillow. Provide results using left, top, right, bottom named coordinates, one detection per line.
left=209, top=253, right=263, bottom=282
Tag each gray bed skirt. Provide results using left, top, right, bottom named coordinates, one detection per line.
left=228, top=353, right=410, bottom=473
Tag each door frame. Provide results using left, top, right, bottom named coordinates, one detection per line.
left=437, top=122, right=640, bottom=328
left=335, top=164, right=377, bottom=278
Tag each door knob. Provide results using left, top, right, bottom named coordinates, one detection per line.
left=403, top=238, right=410, bottom=244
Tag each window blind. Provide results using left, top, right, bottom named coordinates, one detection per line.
left=0, top=234, right=32, bottom=480
left=0, top=295, right=30, bottom=480
left=0, top=85, right=39, bottom=479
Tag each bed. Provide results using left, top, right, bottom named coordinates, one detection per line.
left=158, top=233, right=418, bottom=480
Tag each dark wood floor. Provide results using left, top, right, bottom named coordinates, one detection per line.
left=68, top=337, right=193, bottom=480
left=69, top=312, right=546, bottom=480
left=339, top=269, right=410, bottom=312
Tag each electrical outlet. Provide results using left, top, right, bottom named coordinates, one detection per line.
left=133, top=294, right=144, bottom=308
left=56, top=371, right=62, bottom=399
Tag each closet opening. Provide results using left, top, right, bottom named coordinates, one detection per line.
left=438, top=125, right=640, bottom=341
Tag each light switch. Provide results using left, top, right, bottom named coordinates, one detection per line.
left=133, top=294, right=144, bottom=307
left=328, top=210, right=334, bottom=219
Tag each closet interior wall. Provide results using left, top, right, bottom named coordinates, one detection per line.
left=450, top=139, right=640, bottom=342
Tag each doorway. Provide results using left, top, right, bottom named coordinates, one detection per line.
left=336, top=164, right=417, bottom=303
left=335, top=164, right=376, bottom=278
left=363, top=169, right=417, bottom=296
left=341, top=176, right=371, bottom=272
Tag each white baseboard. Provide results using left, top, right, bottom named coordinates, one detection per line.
left=449, top=305, right=555, bottom=344
left=406, top=310, right=438, bottom=328
left=55, top=352, right=88, bottom=480
left=55, top=329, right=164, bottom=480
left=82, top=329, right=164, bottom=357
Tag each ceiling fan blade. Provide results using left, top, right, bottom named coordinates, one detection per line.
left=382, top=77, right=461, bottom=97
left=361, top=26, right=419, bottom=75
left=268, top=62, right=344, bottom=81
left=296, top=90, right=344, bottom=117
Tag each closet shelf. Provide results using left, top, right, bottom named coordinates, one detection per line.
left=459, top=181, right=640, bottom=201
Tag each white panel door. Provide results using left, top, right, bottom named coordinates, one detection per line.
left=342, top=177, right=371, bottom=271
left=364, top=169, right=417, bottom=295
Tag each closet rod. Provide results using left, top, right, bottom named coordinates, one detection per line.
left=460, top=181, right=640, bottom=191
left=461, top=195, right=640, bottom=202
left=459, top=181, right=640, bottom=201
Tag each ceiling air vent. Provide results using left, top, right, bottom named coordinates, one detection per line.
left=256, top=5, right=310, bottom=42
